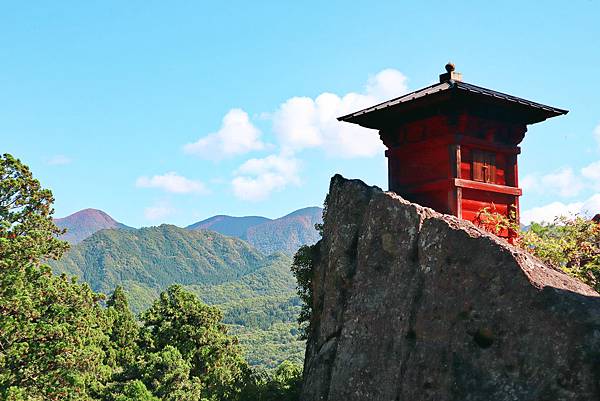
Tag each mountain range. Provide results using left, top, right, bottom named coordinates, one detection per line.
left=55, top=206, right=323, bottom=255
left=187, top=206, right=323, bottom=255
left=49, top=206, right=323, bottom=367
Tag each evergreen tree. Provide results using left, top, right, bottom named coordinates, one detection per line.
left=140, top=285, right=250, bottom=401
left=106, top=286, right=140, bottom=373
left=138, top=346, right=203, bottom=401
left=0, top=153, right=110, bottom=400
left=0, top=153, right=68, bottom=264
left=291, top=244, right=317, bottom=339
left=113, top=380, right=159, bottom=401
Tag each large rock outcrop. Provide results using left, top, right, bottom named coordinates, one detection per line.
left=301, top=175, right=600, bottom=401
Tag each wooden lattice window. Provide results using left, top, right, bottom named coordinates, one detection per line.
left=472, top=150, right=496, bottom=183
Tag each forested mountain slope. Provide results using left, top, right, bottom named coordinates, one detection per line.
left=50, top=225, right=305, bottom=367
left=245, top=207, right=322, bottom=255
left=186, top=215, right=270, bottom=237
left=51, top=224, right=265, bottom=294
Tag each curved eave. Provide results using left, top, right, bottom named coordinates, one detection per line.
left=338, top=89, right=453, bottom=129
left=337, top=82, right=451, bottom=125
left=338, top=81, right=568, bottom=130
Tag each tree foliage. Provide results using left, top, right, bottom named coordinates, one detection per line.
left=291, top=244, right=318, bottom=340
left=519, top=217, right=600, bottom=292
left=474, top=205, right=600, bottom=293
left=105, top=286, right=140, bottom=375
left=290, top=198, right=325, bottom=341
left=0, top=153, right=68, bottom=264
left=140, top=285, right=249, bottom=401
left=241, top=361, right=302, bottom=401
left=0, top=154, right=303, bottom=401
left=0, top=154, right=109, bottom=400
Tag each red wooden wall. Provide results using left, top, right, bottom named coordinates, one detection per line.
left=380, top=114, right=523, bottom=230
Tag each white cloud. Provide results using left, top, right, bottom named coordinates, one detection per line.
left=187, top=69, right=408, bottom=200
left=521, top=201, right=583, bottom=225
left=521, top=193, right=600, bottom=225
left=521, top=168, right=585, bottom=197
left=540, top=167, right=584, bottom=197
left=273, top=96, right=323, bottom=150
left=47, top=155, right=72, bottom=166
left=582, top=194, right=600, bottom=216
left=136, top=172, right=208, bottom=194
left=594, top=123, right=600, bottom=148
left=365, top=68, right=409, bottom=100
left=186, top=69, right=408, bottom=160
left=581, top=160, right=600, bottom=183
left=520, top=174, right=540, bottom=193
left=522, top=126, right=600, bottom=198
left=232, top=153, right=300, bottom=201
left=505, top=126, right=600, bottom=225
left=144, top=201, right=175, bottom=221
left=183, top=108, right=264, bottom=160
left=272, top=69, right=408, bottom=158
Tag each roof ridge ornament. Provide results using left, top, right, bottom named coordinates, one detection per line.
left=439, top=62, right=462, bottom=83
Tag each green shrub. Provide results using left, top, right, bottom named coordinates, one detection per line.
left=519, top=216, right=600, bottom=292
left=474, top=205, right=600, bottom=293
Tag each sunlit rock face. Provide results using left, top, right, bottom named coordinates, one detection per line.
left=301, top=174, right=600, bottom=401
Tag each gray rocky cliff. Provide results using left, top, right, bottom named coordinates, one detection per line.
left=301, top=175, right=600, bottom=401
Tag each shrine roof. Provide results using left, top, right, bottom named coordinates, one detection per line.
left=338, top=75, right=568, bottom=129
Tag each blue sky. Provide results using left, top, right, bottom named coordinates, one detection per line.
left=2, top=1, right=599, bottom=227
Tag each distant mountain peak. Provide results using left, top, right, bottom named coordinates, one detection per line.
left=54, top=208, right=129, bottom=244
left=186, top=215, right=272, bottom=239
left=77, top=208, right=107, bottom=213
left=280, top=206, right=323, bottom=219
left=65, top=208, right=115, bottom=220
left=187, top=206, right=323, bottom=255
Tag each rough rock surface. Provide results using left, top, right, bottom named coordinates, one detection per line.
left=301, top=175, right=600, bottom=401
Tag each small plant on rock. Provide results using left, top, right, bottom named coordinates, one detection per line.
left=474, top=205, right=600, bottom=293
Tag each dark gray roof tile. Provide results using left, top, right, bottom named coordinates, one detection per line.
left=338, top=80, right=567, bottom=125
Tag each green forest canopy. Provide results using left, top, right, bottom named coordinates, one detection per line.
left=0, top=153, right=302, bottom=401
left=49, top=225, right=306, bottom=368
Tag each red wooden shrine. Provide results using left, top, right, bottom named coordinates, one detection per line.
left=338, top=64, right=567, bottom=228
